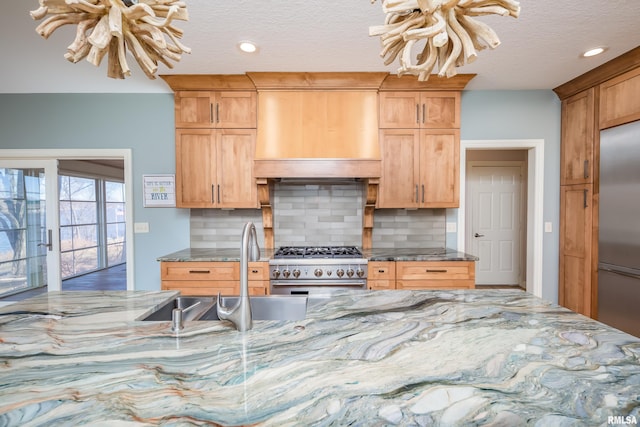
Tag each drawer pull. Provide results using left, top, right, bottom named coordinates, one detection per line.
left=251, top=270, right=259, bottom=273
left=378, top=269, right=386, bottom=273
left=426, top=269, right=448, bottom=273
left=188, top=270, right=211, bottom=274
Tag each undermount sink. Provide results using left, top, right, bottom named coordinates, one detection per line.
left=139, top=295, right=310, bottom=322
left=141, top=296, right=215, bottom=322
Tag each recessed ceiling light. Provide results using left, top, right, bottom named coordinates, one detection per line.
left=238, top=41, right=258, bottom=54
left=582, top=47, right=607, bottom=58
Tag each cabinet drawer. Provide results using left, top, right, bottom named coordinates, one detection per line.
left=396, top=261, right=474, bottom=280
left=161, top=262, right=239, bottom=281
left=368, top=261, right=396, bottom=280
left=248, top=262, right=269, bottom=281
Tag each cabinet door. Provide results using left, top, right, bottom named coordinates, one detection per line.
left=378, top=129, right=420, bottom=208
left=559, top=184, right=593, bottom=316
left=379, top=92, right=421, bottom=128
left=216, top=129, right=258, bottom=208
left=599, top=67, right=640, bottom=129
left=379, top=92, right=460, bottom=129
left=561, top=89, right=595, bottom=185
left=175, top=91, right=215, bottom=128
left=420, top=129, right=460, bottom=208
left=367, top=261, right=396, bottom=290
left=175, top=129, right=217, bottom=208
left=421, top=92, right=460, bottom=129
left=216, top=91, right=257, bottom=128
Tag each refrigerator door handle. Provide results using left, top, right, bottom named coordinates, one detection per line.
left=599, top=264, right=640, bottom=281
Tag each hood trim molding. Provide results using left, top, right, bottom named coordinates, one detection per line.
left=254, top=159, right=381, bottom=179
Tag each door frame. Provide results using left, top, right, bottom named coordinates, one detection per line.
left=466, top=161, right=526, bottom=286
left=458, top=139, right=544, bottom=297
left=0, top=149, right=134, bottom=291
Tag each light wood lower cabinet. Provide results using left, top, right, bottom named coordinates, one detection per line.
left=367, top=261, right=396, bottom=290
left=161, top=261, right=269, bottom=296
left=396, top=261, right=475, bottom=289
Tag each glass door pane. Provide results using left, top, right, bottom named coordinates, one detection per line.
left=0, top=160, right=60, bottom=297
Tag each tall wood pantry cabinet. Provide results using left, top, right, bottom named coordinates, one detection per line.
left=162, top=76, right=259, bottom=208
left=554, top=47, right=640, bottom=319
left=377, top=88, right=461, bottom=208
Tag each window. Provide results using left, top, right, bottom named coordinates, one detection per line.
left=59, top=175, right=125, bottom=279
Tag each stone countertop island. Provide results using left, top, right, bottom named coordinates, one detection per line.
left=0, top=290, right=639, bottom=426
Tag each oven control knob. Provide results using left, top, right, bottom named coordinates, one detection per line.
left=282, top=269, right=291, bottom=278
left=292, top=269, right=301, bottom=278
left=356, top=268, right=365, bottom=278
left=314, top=268, right=323, bottom=277
left=346, top=268, right=355, bottom=278
left=272, top=269, right=281, bottom=278
left=336, top=268, right=345, bottom=277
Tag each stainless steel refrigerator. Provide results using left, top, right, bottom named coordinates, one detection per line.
left=598, top=120, right=640, bottom=338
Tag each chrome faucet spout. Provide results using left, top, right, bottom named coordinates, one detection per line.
left=216, top=222, right=260, bottom=331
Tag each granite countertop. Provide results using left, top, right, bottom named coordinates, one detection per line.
left=158, top=247, right=478, bottom=262
left=1, top=290, right=639, bottom=426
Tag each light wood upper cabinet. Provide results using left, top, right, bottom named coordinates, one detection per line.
left=561, top=89, right=595, bottom=185
left=175, top=91, right=257, bottom=129
left=559, top=184, right=594, bottom=316
left=599, top=67, right=640, bottom=129
left=175, top=129, right=258, bottom=208
left=378, top=129, right=460, bottom=208
left=379, top=91, right=460, bottom=129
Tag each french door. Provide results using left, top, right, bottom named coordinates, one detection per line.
left=0, top=159, right=61, bottom=297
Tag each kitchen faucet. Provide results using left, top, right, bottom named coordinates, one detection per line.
left=216, top=222, right=260, bottom=331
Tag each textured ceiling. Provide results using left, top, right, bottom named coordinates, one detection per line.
left=2, top=1, right=640, bottom=93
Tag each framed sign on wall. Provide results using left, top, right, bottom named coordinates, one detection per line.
left=143, top=174, right=176, bottom=207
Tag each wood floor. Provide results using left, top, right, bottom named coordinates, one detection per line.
left=0, top=264, right=126, bottom=302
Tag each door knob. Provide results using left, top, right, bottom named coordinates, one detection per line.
left=474, top=233, right=485, bottom=238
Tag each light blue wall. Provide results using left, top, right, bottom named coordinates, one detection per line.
left=0, top=94, right=190, bottom=290
left=456, top=90, right=562, bottom=302
left=0, top=91, right=562, bottom=300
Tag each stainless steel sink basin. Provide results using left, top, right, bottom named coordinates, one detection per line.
left=140, top=295, right=310, bottom=322
left=140, top=296, right=215, bottom=321
left=199, top=295, right=308, bottom=321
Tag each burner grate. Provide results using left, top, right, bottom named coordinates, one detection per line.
left=274, top=246, right=363, bottom=259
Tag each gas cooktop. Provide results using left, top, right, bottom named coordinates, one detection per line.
left=273, top=246, right=363, bottom=259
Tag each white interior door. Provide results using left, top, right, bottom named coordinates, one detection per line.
left=467, top=164, right=523, bottom=285
left=0, top=159, right=61, bottom=296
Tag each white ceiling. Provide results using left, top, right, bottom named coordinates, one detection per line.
left=2, top=1, right=640, bottom=93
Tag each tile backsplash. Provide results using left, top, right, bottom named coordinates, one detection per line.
left=190, top=182, right=446, bottom=249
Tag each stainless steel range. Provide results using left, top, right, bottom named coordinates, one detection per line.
left=269, top=246, right=368, bottom=295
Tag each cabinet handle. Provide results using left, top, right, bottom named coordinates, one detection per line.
left=210, top=104, right=214, bottom=123
left=584, top=189, right=588, bottom=208
left=416, top=104, right=420, bottom=124
left=426, top=269, right=448, bottom=273
left=584, top=160, right=589, bottom=179
left=189, top=270, right=211, bottom=274
left=251, top=269, right=259, bottom=274
left=422, top=184, right=425, bottom=203
left=415, top=184, right=419, bottom=203
left=422, top=103, right=426, bottom=124
left=215, top=103, right=220, bottom=123
left=378, top=269, right=386, bottom=273
left=217, top=184, right=221, bottom=204
left=211, top=184, right=215, bottom=203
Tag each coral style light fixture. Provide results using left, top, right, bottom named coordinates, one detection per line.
left=370, top=0, right=520, bottom=81
left=30, top=0, right=190, bottom=79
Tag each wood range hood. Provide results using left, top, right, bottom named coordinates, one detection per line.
left=247, top=72, right=388, bottom=180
